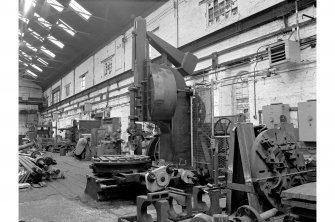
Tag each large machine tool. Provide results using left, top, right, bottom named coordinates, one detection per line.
left=84, top=17, right=199, bottom=202
left=85, top=154, right=196, bottom=201
left=129, top=17, right=198, bottom=165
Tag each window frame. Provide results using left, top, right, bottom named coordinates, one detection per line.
left=65, top=83, right=71, bottom=97
left=52, top=87, right=60, bottom=105
left=80, top=72, right=87, bottom=91
left=207, top=0, right=238, bottom=26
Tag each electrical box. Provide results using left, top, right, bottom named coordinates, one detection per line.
left=298, top=100, right=316, bottom=142
left=82, top=103, right=92, bottom=112
left=268, top=40, right=301, bottom=67
left=262, top=103, right=290, bottom=129
left=52, top=113, right=59, bottom=120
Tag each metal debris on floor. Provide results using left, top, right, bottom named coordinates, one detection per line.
left=19, top=144, right=64, bottom=189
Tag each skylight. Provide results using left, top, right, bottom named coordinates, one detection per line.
left=37, top=57, right=49, bottom=66
left=20, top=51, right=32, bottom=61
left=24, top=0, right=34, bottom=14
left=47, top=34, right=64, bottom=48
left=34, top=13, right=52, bottom=30
left=32, top=64, right=43, bottom=72
left=25, top=41, right=38, bottom=52
left=69, top=0, right=91, bottom=21
left=28, top=28, right=44, bottom=42
left=19, top=14, right=29, bottom=24
left=27, top=70, right=38, bottom=78
left=41, top=46, right=56, bottom=58
left=57, top=19, right=75, bottom=36
left=19, top=60, right=29, bottom=67
left=47, top=0, right=64, bottom=12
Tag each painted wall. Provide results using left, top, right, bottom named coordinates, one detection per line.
left=61, top=71, right=74, bottom=100
left=74, top=56, right=94, bottom=94
left=94, top=41, right=116, bottom=85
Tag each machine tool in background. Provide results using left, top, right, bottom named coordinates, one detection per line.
left=26, top=123, right=55, bottom=151
left=58, top=120, right=79, bottom=143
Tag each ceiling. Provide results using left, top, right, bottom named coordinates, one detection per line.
left=18, top=0, right=167, bottom=89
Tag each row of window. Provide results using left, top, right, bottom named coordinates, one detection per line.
left=46, top=50, right=118, bottom=106
left=47, top=73, right=85, bottom=106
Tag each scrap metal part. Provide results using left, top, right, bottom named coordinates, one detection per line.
left=232, top=205, right=278, bottom=222
left=192, top=186, right=222, bottom=216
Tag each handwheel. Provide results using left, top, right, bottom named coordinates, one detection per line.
left=214, top=117, right=232, bottom=136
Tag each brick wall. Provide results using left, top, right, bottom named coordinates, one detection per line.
left=41, top=1, right=316, bottom=142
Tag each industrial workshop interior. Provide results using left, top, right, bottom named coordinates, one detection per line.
left=14, top=0, right=324, bottom=221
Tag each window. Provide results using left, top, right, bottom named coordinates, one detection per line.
left=52, top=87, right=60, bottom=104
left=101, top=55, right=114, bottom=76
left=232, top=72, right=249, bottom=121
left=80, top=73, right=87, bottom=90
left=207, top=0, right=238, bottom=26
left=65, top=83, right=71, bottom=97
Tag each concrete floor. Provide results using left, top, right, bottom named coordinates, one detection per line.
left=19, top=153, right=145, bottom=222
left=19, top=153, right=226, bottom=222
